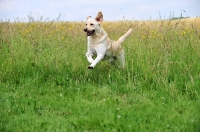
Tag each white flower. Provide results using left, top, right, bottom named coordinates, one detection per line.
left=117, top=115, right=121, bottom=119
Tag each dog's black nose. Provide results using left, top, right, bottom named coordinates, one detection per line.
left=84, top=28, right=87, bottom=32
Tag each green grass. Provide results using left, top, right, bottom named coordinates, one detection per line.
left=0, top=18, right=200, bottom=131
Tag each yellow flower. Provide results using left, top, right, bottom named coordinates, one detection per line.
left=142, top=36, right=146, bottom=39
left=181, top=31, right=186, bottom=35
left=25, top=30, right=29, bottom=33
left=185, top=27, right=190, bottom=31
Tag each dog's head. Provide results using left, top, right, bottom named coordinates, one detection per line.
left=84, top=12, right=103, bottom=36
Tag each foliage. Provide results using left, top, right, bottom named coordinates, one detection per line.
left=0, top=17, right=200, bottom=131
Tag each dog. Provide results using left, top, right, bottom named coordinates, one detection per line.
left=84, top=11, right=133, bottom=69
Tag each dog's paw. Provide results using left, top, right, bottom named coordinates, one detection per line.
left=88, top=66, right=94, bottom=69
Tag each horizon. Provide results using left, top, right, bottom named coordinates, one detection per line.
left=0, top=0, right=200, bottom=22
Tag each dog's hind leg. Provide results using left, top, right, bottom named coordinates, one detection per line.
left=109, top=56, right=117, bottom=65
left=118, top=50, right=125, bottom=68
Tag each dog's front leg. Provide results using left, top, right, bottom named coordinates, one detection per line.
left=88, top=54, right=104, bottom=69
left=86, top=53, right=94, bottom=63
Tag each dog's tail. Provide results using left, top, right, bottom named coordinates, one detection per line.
left=117, top=28, right=133, bottom=44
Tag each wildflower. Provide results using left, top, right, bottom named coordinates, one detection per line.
left=142, top=36, right=146, bottom=39
left=117, top=115, right=121, bottom=119
left=181, top=31, right=186, bottom=36
left=185, top=27, right=190, bottom=31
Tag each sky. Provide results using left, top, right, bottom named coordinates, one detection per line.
left=0, top=0, right=200, bottom=22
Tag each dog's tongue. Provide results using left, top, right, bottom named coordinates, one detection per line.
left=86, top=30, right=95, bottom=36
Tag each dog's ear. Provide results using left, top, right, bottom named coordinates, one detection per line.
left=95, top=12, right=103, bottom=23
left=86, top=16, right=91, bottom=21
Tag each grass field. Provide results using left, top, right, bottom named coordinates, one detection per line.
left=0, top=17, right=200, bottom=131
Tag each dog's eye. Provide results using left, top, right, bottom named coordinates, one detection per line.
left=86, top=24, right=87, bottom=26
left=90, top=24, right=94, bottom=26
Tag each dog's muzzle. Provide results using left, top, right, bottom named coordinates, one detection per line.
left=84, top=28, right=95, bottom=36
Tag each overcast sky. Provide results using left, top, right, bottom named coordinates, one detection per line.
left=0, top=0, right=200, bottom=22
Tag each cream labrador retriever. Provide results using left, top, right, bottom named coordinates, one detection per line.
left=84, top=11, right=133, bottom=69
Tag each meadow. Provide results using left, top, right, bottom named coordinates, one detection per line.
left=0, top=17, right=200, bottom=131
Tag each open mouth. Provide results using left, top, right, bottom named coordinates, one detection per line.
left=86, top=30, right=95, bottom=36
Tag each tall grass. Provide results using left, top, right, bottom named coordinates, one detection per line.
left=0, top=17, right=200, bottom=131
